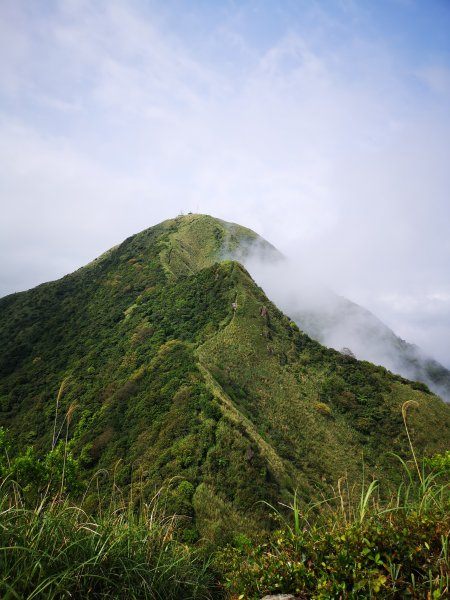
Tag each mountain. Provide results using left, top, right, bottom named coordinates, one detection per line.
left=1, top=213, right=450, bottom=542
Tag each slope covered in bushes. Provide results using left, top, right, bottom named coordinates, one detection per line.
left=1, top=214, right=450, bottom=543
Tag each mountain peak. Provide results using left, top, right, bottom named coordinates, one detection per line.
left=116, top=212, right=280, bottom=281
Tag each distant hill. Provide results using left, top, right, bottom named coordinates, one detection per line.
left=1, top=213, right=449, bottom=540
left=244, top=259, right=450, bottom=402
left=287, top=292, right=450, bottom=402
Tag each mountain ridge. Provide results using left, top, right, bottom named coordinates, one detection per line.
left=1, top=213, right=450, bottom=541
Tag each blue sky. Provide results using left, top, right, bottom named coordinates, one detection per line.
left=1, top=0, right=450, bottom=367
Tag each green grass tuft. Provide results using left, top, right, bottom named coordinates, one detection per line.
left=0, top=481, right=219, bottom=599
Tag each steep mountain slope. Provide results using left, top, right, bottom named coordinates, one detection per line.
left=287, top=292, right=450, bottom=402
left=241, top=254, right=450, bottom=402
left=1, top=214, right=450, bottom=541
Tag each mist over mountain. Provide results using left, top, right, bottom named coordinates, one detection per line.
left=241, top=249, right=450, bottom=403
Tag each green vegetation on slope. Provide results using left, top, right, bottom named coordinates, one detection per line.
left=1, top=434, right=449, bottom=599
left=220, top=460, right=450, bottom=599
left=0, top=482, right=217, bottom=599
left=0, top=214, right=450, bottom=545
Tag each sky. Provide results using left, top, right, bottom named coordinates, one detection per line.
left=1, top=0, right=450, bottom=368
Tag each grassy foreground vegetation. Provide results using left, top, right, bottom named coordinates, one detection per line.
left=1, top=439, right=449, bottom=598
left=0, top=480, right=218, bottom=599
left=219, top=462, right=450, bottom=598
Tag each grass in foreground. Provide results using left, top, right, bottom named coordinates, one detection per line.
left=0, top=481, right=219, bottom=600
left=1, top=404, right=449, bottom=599
left=218, top=456, right=450, bottom=599
left=1, top=460, right=449, bottom=599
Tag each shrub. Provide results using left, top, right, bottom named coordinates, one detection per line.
left=314, top=401, right=333, bottom=417
left=218, top=462, right=450, bottom=599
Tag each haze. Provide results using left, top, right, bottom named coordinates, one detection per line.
left=1, top=0, right=450, bottom=368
